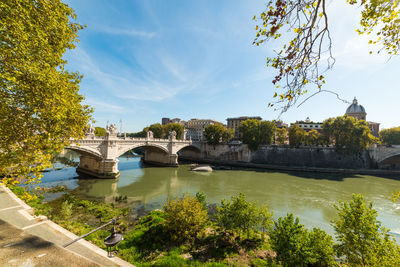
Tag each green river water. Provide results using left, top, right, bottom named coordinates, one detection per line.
left=41, top=154, right=400, bottom=238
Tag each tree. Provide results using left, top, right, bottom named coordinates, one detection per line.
left=163, top=194, right=208, bottom=244
left=204, top=124, right=225, bottom=147
left=259, top=120, right=276, bottom=145
left=94, top=127, right=106, bottom=137
left=253, top=0, right=400, bottom=110
left=323, top=116, right=378, bottom=154
left=163, top=123, right=183, bottom=139
left=221, top=128, right=234, bottom=143
left=304, top=129, right=321, bottom=146
left=269, top=213, right=335, bottom=266
left=275, top=127, right=288, bottom=145
left=240, top=119, right=261, bottom=150
left=288, top=124, right=304, bottom=148
left=333, top=194, right=400, bottom=266
left=240, top=119, right=276, bottom=150
left=380, top=126, right=400, bottom=145
left=0, top=0, right=92, bottom=184
left=148, top=123, right=164, bottom=138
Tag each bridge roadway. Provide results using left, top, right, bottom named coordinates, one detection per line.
left=66, top=129, right=200, bottom=179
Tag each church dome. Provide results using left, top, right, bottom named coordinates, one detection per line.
left=346, top=97, right=366, bottom=114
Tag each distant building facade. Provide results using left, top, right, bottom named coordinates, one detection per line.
left=227, top=116, right=262, bottom=138
left=293, top=117, right=323, bottom=131
left=185, top=118, right=223, bottom=141
left=161, top=117, right=186, bottom=126
left=274, top=120, right=288, bottom=129
left=345, top=97, right=380, bottom=137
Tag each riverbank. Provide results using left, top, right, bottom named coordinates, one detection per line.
left=0, top=184, right=133, bottom=267
left=179, top=156, right=400, bottom=177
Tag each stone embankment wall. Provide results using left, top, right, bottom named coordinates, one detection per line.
left=251, top=146, right=372, bottom=169
left=184, top=144, right=372, bottom=169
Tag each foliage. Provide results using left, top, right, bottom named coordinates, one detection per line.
left=304, top=129, right=321, bottom=146
left=380, top=126, right=400, bottom=145
left=0, top=0, right=92, bottom=184
left=275, top=127, right=287, bottom=145
left=259, top=121, right=277, bottom=146
left=163, top=194, right=208, bottom=244
left=240, top=119, right=276, bottom=150
left=204, top=124, right=233, bottom=147
left=94, top=127, right=106, bottom=137
left=323, top=116, right=378, bottom=154
left=148, top=123, right=164, bottom=138
left=253, top=0, right=400, bottom=110
left=270, top=213, right=335, bottom=267
left=196, top=191, right=208, bottom=211
left=60, top=200, right=73, bottom=219
left=333, top=194, right=400, bottom=266
left=258, top=204, right=273, bottom=235
left=216, top=193, right=269, bottom=238
left=288, top=124, right=304, bottom=148
left=163, top=123, right=184, bottom=139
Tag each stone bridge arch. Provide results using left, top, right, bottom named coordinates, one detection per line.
left=65, top=146, right=103, bottom=159
left=370, top=145, right=400, bottom=169
left=117, top=143, right=169, bottom=158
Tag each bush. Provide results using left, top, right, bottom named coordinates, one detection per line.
left=270, top=213, right=335, bottom=266
left=333, top=194, right=400, bottom=266
left=215, top=193, right=260, bottom=238
left=163, top=194, right=208, bottom=244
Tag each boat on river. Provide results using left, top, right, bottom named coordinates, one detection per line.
left=190, top=164, right=213, bottom=172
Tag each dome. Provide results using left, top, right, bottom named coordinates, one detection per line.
left=346, top=97, right=366, bottom=114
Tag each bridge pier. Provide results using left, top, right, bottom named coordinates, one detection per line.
left=76, top=155, right=120, bottom=179
left=143, top=150, right=178, bottom=166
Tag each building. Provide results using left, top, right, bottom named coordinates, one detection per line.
left=161, top=118, right=171, bottom=125
left=345, top=97, right=366, bottom=120
left=274, top=120, right=288, bottom=129
left=293, top=117, right=323, bottom=131
left=185, top=119, right=223, bottom=141
left=227, top=116, right=262, bottom=138
left=345, top=97, right=380, bottom=137
left=161, top=117, right=186, bottom=126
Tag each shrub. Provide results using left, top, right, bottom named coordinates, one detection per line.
left=215, top=193, right=260, bottom=238
left=163, top=194, right=208, bottom=244
left=270, top=213, right=335, bottom=266
left=333, top=194, right=400, bottom=266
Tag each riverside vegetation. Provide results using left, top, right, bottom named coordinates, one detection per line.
left=8, top=185, right=400, bottom=266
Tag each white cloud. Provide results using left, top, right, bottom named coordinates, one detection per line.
left=85, top=99, right=125, bottom=112
left=97, top=26, right=155, bottom=38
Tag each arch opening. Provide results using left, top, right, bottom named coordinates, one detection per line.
left=378, top=154, right=400, bottom=170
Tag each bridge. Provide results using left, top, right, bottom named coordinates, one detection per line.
left=67, top=124, right=201, bottom=178
left=369, top=145, right=400, bottom=169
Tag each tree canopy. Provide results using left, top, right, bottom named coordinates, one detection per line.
left=0, top=0, right=92, bottom=184
left=253, top=0, right=400, bottom=110
left=240, top=119, right=276, bottom=150
left=323, top=115, right=377, bottom=154
left=380, top=126, right=400, bottom=145
left=204, top=124, right=233, bottom=147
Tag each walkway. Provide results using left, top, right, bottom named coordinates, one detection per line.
left=0, top=184, right=134, bottom=267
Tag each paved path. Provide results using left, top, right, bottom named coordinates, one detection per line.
left=0, top=184, right=134, bottom=267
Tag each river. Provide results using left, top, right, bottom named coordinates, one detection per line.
left=40, top=152, right=400, bottom=238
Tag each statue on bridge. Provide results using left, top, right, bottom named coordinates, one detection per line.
left=146, top=130, right=154, bottom=139
left=169, top=130, right=177, bottom=141
left=85, top=124, right=95, bottom=139
left=106, top=124, right=118, bottom=138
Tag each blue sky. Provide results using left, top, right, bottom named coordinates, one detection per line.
left=65, top=0, right=400, bottom=132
